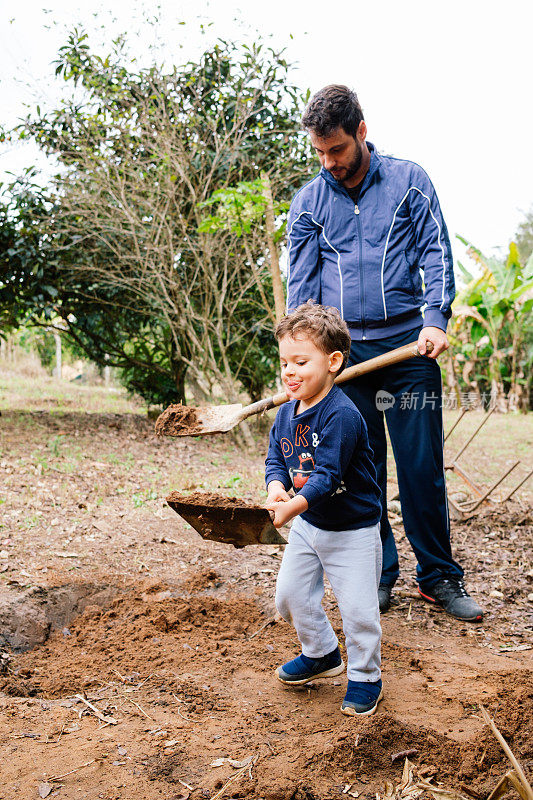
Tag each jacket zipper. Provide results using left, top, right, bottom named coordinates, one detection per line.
left=354, top=204, right=366, bottom=339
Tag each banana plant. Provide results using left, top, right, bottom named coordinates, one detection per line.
left=451, top=237, right=533, bottom=410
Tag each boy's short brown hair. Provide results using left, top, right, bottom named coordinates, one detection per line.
left=275, top=302, right=352, bottom=374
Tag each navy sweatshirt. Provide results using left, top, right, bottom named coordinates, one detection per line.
left=265, top=385, right=381, bottom=531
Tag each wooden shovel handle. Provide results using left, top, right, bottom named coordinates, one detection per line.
left=240, top=340, right=432, bottom=422
left=335, top=340, right=432, bottom=385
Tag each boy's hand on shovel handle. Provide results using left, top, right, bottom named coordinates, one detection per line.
left=417, top=327, right=447, bottom=359
left=266, top=502, right=291, bottom=528
left=266, top=495, right=309, bottom=528
left=266, top=481, right=291, bottom=504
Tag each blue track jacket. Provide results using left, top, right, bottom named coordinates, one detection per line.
left=286, top=143, right=455, bottom=340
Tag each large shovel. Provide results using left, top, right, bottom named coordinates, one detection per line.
left=156, top=340, right=431, bottom=438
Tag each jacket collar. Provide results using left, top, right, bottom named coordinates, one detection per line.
left=320, top=141, right=382, bottom=197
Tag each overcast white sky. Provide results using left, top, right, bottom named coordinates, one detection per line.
left=1, top=0, right=532, bottom=272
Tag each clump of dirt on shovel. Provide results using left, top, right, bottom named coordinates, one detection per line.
left=155, top=403, right=202, bottom=436
left=166, top=491, right=264, bottom=510
left=165, top=492, right=282, bottom=548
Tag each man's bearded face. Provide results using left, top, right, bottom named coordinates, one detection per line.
left=309, top=127, right=364, bottom=186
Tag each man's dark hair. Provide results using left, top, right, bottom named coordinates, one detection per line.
left=301, top=85, right=364, bottom=139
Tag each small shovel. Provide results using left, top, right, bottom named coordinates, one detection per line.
left=156, top=340, right=431, bottom=438
left=166, top=491, right=287, bottom=547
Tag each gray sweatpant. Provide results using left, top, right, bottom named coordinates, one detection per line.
left=275, top=515, right=382, bottom=682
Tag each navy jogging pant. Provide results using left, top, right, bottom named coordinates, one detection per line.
left=341, top=326, right=463, bottom=590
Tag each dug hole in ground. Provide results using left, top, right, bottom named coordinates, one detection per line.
left=0, top=405, right=531, bottom=800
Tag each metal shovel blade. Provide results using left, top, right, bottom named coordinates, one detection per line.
left=166, top=492, right=287, bottom=548
left=155, top=403, right=244, bottom=437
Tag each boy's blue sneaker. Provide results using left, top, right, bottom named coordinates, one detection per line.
left=341, top=679, right=383, bottom=716
left=276, top=646, right=345, bottom=685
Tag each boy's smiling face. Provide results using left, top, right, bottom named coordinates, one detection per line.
left=279, top=333, right=344, bottom=411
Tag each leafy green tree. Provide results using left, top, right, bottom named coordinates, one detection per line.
left=0, top=171, right=56, bottom=333
left=8, top=30, right=313, bottom=419
left=0, top=177, right=190, bottom=403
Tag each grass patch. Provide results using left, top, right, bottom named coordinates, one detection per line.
left=0, top=368, right=144, bottom=415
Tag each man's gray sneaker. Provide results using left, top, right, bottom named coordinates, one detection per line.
left=378, top=583, right=393, bottom=613
left=419, top=578, right=483, bottom=622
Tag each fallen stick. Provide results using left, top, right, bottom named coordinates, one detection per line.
left=209, top=756, right=258, bottom=800
left=247, top=617, right=277, bottom=641
left=47, top=759, right=96, bottom=782
left=309, top=726, right=336, bottom=735
left=124, top=695, right=154, bottom=720
left=391, top=748, right=418, bottom=763
left=480, top=705, right=533, bottom=800
left=394, top=589, right=422, bottom=600
left=75, top=694, right=117, bottom=725
left=172, top=696, right=206, bottom=723
left=486, top=770, right=531, bottom=800
left=56, top=715, right=69, bottom=744
left=54, top=552, right=82, bottom=559
left=458, top=784, right=484, bottom=800
left=417, top=780, right=471, bottom=800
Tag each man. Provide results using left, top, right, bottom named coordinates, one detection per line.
left=286, top=84, right=483, bottom=622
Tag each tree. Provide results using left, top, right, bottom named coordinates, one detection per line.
left=0, top=171, right=55, bottom=334
left=198, top=174, right=288, bottom=326
left=515, top=205, right=533, bottom=264
left=0, top=176, right=191, bottom=404
left=10, top=29, right=313, bottom=413
left=449, top=237, right=533, bottom=411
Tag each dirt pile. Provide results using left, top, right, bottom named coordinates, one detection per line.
left=462, top=679, right=533, bottom=781
left=155, top=403, right=203, bottom=436
left=0, top=581, right=119, bottom=651
left=247, top=682, right=533, bottom=799
left=0, top=570, right=532, bottom=800
left=0, top=580, right=264, bottom=698
left=320, top=682, right=533, bottom=790
left=182, top=567, right=222, bottom=592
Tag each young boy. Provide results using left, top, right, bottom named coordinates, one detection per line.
left=265, top=303, right=383, bottom=716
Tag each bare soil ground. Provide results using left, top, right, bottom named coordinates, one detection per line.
left=0, top=372, right=532, bottom=800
